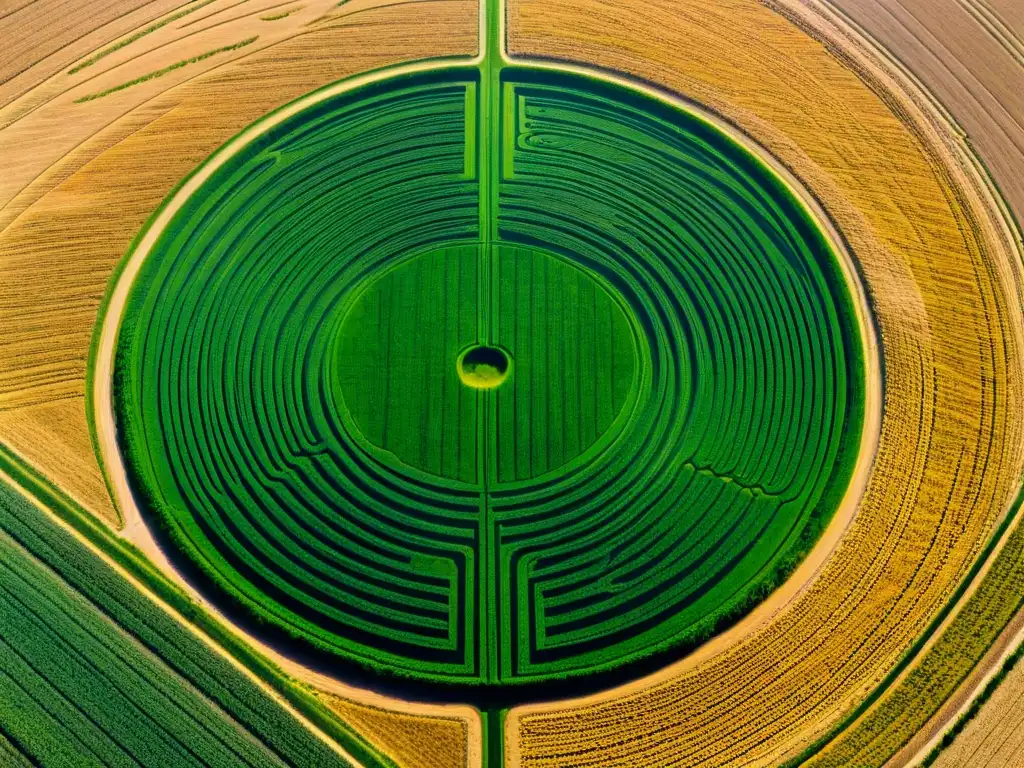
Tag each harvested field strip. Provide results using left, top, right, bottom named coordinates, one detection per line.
left=0, top=477, right=367, bottom=768
left=0, top=441, right=392, bottom=768
left=324, top=695, right=471, bottom=768
left=829, top=0, right=1024, bottom=225
left=74, top=35, right=258, bottom=102
left=929, top=630, right=1024, bottom=766
left=67, top=0, right=219, bottom=75
left=0, top=0, right=185, bottom=108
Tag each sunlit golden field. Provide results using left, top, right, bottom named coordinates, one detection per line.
left=1, top=0, right=1023, bottom=766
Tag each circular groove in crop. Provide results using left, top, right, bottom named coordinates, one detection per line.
left=113, top=66, right=865, bottom=698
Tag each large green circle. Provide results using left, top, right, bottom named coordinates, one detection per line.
left=114, top=67, right=864, bottom=694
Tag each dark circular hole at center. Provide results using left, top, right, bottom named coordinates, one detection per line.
left=463, top=345, right=509, bottom=373
left=457, top=345, right=512, bottom=389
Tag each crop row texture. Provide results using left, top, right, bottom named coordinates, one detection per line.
left=115, top=67, right=862, bottom=693
left=0, top=479, right=356, bottom=768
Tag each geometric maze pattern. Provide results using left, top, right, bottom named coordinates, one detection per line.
left=114, top=67, right=862, bottom=693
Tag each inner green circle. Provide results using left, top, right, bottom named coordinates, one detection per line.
left=114, top=66, right=864, bottom=696
left=333, top=243, right=637, bottom=481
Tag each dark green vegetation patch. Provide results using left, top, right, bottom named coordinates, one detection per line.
left=115, top=65, right=864, bottom=697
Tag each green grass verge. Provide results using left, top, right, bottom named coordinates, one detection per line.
left=74, top=36, right=258, bottom=103
left=68, top=0, right=219, bottom=76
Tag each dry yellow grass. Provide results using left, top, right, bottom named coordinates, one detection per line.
left=0, top=397, right=119, bottom=524
left=0, top=0, right=482, bottom=762
left=324, top=695, right=470, bottom=768
left=504, top=0, right=1024, bottom=765
left=0, top=0, right=183, bottom=109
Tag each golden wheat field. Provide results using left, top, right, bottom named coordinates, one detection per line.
left=1, top=0, right=1023, bottom=766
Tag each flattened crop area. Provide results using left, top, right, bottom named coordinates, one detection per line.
left=114, top=66, right=863, bottom=696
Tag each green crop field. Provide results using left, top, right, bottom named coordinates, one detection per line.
left=113, top=24, right=864, bottom=698
left=0, top=479, right=371, bottom=768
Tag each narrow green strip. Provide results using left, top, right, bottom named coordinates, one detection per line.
left=68, top=0, right=219, bottom=75
left=75, top=36, right=258, bottom=103
left=261, top=8, right=300, bottom=21
left=481, top=708, right=506, bottom=768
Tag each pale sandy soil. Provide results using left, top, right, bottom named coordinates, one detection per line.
left=986, top=0, right=1024, bottom=39
left=828, top=0, right=1024, bottom=226
left=504, top=0, right=1024, bottom=765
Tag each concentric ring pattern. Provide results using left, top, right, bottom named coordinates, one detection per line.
left=114, top=67, right=864, bottom=692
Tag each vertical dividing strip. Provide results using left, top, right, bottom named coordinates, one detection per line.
left=476, top=0, right=506, bottom=686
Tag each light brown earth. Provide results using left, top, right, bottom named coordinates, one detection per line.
left=828, top=0, right=1024, bottom=226
left=505, top=0, right=1024, bottom=765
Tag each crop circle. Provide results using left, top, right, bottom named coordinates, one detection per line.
left=114, top=67, right=864, bottom=698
